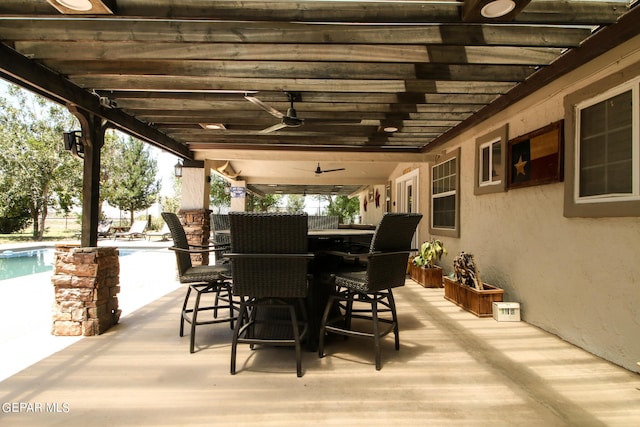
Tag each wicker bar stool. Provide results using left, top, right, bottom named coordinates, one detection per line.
left=226, top=212, right=314, bottom=377
left=162, top=212, right=237, bottom=354
left=318, top=213, right=422, bottom=370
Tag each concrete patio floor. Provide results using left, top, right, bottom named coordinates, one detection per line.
left=1, top=245, right=639, bottom=426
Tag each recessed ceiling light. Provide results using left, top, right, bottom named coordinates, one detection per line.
left=481, top=0, right=516, bottom=18
left=199, top=123, right=226, bottom=130
left=57, top=0, right=92, bottom=10
left=383, top=126, right=399, bottom=133
left=48, top=0, right=114, bottom=14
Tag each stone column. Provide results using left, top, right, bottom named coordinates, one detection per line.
left=51, top=245, right=121, bottom=336
left=178, top=208, right=212, bottom=266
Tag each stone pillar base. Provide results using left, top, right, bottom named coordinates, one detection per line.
left=178, top=209, right=212, bottom=266
left=51, top=245, right=120, bottom=336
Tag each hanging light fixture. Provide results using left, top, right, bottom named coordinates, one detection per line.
left=174, top=160, right=183, bottom=178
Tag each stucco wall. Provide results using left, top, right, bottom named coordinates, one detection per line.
left=358, top=184, right=386, bottom=226
left=414, top=36, right=640, bottom=372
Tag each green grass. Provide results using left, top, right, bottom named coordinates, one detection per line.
left=0, top=217, right=80, bottom=244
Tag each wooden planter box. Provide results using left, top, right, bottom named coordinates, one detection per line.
left=443, top=277, right=504, bottom=317
left=409, top=264, right=443, bottom=288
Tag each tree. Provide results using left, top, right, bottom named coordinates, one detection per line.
left=285, top=194, right=306, bottom=213
left=209, top=173, right=230, bottom=212
left=247, top=193, right=281, bottom=212
left=103, top=135, right=160, bottom=224
left=324, top=195, right=360, bottom=223
left=0, top=85, right=82, bottom=239
left=161, top=174, right=181, bottom=214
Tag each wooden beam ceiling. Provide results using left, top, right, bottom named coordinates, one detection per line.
left=0, top=0, right=636, bottom=194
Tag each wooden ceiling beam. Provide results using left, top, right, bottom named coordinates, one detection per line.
left=0, top=1, right=626, bottom=25
left=16, top=41, right=564, bottom=65
left=48, top=60, right=538, bottom=82
left=0, top=20, right=592, bottom=47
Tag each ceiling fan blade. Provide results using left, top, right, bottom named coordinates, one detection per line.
left=259, top=122, right=288, bottom=134
left=304, top=119, right=361, bottom=125
left=244, top=95, right=284, bottom=119
left=321, top=168, right=346, bottom=173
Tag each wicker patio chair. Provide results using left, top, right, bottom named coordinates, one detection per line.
left=226, top=212, right=314, bottom=377
left=318, top=212, right=422, bottom=370
left=210, top=213, right=231, bottom=263
left=162, top=212, right=237, bottom=354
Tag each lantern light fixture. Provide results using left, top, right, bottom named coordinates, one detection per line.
left=174, top=160, right=183, bottom=178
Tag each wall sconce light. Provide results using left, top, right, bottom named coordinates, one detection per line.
left=63, top=130, right=84, bottom=159
left=174, top=160, right=183, bottom=178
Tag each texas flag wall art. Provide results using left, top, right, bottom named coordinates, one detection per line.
left=508, top=121, right=564, bottom=189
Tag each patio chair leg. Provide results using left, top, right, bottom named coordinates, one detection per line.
left=213, top=286, right=221, bottom=319
left=318, top=293, right=336, bottom=359
left=387, top=290, right=400, bottom=350
left=190, top=288, right=202, bottom=354
left=231, top=299, right=248, bottom=375
left=180, top=286, right=192, bottom=337
left=345, top=290, right=354, bottom=333
left=289, top=305, right=302, bottom=377
left=372, top=297, right=381, bottom=371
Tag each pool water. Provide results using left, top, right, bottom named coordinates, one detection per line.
left=0, top=248, right=141, bottom=281
left=0, top=249, right=55, bottom=280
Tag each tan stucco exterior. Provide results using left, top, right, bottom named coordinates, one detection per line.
left=363, top=35, right=640, bottom=372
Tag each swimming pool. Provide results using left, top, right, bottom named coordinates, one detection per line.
left=0, top=248, right=150, bottom=281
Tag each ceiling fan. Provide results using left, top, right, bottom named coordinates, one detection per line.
left=313, top=162, right=345, bottom=175
left=244, top=91, right=358, bottom=134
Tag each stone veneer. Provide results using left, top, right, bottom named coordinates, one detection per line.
left=51, top=245, right=121, bottom=336
left=178, top=208, right=211, bottom=266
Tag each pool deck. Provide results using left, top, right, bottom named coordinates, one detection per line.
left=1, top=239, right=639, bottom=426
left=0, top=238, right=176, bottom=381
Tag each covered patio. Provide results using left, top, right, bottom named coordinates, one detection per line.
left=1, top=2, right=639, bottom=422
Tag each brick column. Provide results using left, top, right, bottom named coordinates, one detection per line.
left=178, top=208, right=212, bottom=266
left=51, top=245, right=120, bottom=336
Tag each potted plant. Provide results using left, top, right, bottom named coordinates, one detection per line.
left=409, top=239, right=447, bottom=288
left=443, top=251, right=504, bottom=317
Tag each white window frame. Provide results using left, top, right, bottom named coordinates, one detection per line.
left=478, top=137, right=502, bottom=187
left=574, top=79, right=639, bottom=204
left=563, top=60, right=640, bottom=217
left=474, top=124, right=508, bottom=195
left=430, top=147, right=460, bottom=238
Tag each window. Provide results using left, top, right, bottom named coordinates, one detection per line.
left=577, top=88, right=635, bottom=199
left=480, top=140, right=501, bottom=184
left=430, top=148, right=460, bottom=237
left=564, top=62, right=640, bottom=217
left=474, top=125, right=508, bottom=195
